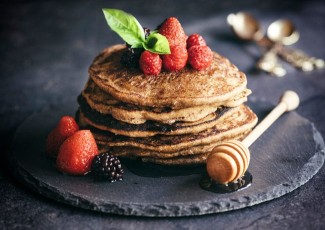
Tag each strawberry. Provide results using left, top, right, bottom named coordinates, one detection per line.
left=158, top=17, right=187, bottom=47
left=162, top=45, right=188, bottom=72
left=56, top=130, right=99, bottom=175
left=188, top=45, right=213, bottom=70
left=139, top=50, right=162, bottom=75
left=46, top=116, right=79, bottom=158
left=186, top=33, right=207, bottom=49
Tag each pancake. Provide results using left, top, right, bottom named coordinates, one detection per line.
left=89, top=104, right=257, bottom=153
left=89, top=44, right=249, bottom=109
left=79, top=44, right=257, bottom=166
left=97, top=131, right=248, bottom=159
left=82, top=79, right=251, bottom=124
left=140, top=152, right=210, bottom=165
left=78, top=95, right=238, bottom=137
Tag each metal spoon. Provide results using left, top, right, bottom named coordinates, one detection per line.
left=267, top=19, right=324, bottom=71
left=227, top=12, right=264, bottom=43
left=267, top=19, right=300, bottom=46
left=227, top=12, right=286, bottom=76
left=228, top=12, right=324, bottom=72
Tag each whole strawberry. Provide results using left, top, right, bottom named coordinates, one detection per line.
left=186, top=33, right=207, bottom=49
left=158, top=17, right=187, bottom=47
left=162, top=45, right=188, bottom=72
left=139, top=50, right=162, bottom=75
left=188, top=45, right=213, bottom=70
left=56, top=130, right=99, bottom=175
left=46, top=116, right=79, bottom=158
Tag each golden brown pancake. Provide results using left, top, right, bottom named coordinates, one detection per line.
left=93, top=110, right=254, bottom=166
left=89, top=44, right=248, bottom=109
left=78, top=95, right=240, bottom=137
left=87, top=104, right=257, bottom=153
left=78, top=44, right=257, bottom=166
left=82, top=79, right=251, bottom=124
left=97, top=131, right=248, bottom=159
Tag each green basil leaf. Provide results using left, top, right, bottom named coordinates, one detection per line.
left=102, top=8, right=145, bottom=46
left=143, top=33, right=171, bottom=54
left=131, top=42, right=144, bottom=49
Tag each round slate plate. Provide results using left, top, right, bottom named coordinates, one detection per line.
left=9, top=102, right=325, bottom=217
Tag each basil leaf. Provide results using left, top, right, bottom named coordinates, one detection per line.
left=102, top=8, right=145, bottom=46
left=143, top=33, right=171, bottom=54
left=131, top=42, right=144, bottom=49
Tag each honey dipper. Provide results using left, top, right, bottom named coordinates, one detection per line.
left=206, top=91, right=300, bottom=184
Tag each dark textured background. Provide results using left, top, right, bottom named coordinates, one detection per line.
left=1, top=0, right=324, bottom=229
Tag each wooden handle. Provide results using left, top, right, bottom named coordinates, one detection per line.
left=242, top=91, right=300, bottom=147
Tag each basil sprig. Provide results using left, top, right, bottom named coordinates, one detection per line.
left=102, top=9, right=170, bottom=54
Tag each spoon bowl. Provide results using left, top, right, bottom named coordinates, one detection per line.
left=227, top=12, right=263, bottom=41
left=267, top=19, right=300, bottom=45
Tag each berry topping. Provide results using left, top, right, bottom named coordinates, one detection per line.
left=162, top=45, right=188, bottom=72
left=120, top=27, right=152, bottom=68
left=91, top=152, right=124, bottom=182
left=46, top=116, right=79, bottom=158
left=143, top=27, right=151, bottom=39
left=139, top=50, right=162, bottom=75
left=121, top=47, right=143, bottom=68
left=186, top=33, right=207, bottom=49
left=103, top=9, right=170, bottom=57
left=103, top=9, right=215, bottom=74
left=188, top=45, right=213, bottom=70
left=56, top=130, right=99, bottom=175
left=158, top=17, right=187, bottom=47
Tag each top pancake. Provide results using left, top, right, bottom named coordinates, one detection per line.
left=89, top=44, right=248, bottom=109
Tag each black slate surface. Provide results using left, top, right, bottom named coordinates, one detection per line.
left=1, top=0, right=325, bottom=229
left=9, top=102, right=325, bottom=217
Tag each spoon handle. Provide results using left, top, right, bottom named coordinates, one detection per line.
left=256, top=48, right=286, bottom=77
left=242, top=91, right=300, bottom=148
left=275, top=45, right=325, bottom=71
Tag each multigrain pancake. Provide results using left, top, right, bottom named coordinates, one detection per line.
left=89, top=104, right=257, bottom=153
left=82, top=79, right=251, bottom=124
left=97, top=136, right=245, bottom=165
left=89, top=44, right=249, bottom=109
left=89, top=105, right=257, bottom=165
left=78, top=95, right=242, bottom=137
left=97, top=131, right=248, bottom=159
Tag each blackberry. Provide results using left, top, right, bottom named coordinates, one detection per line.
left=120, top=47, right=143, bottom=68
left=91, top=152, right=124, bottom=182
left=143, top=27, right=151, bottom=39
left=120, top=27, right=151, bottom=68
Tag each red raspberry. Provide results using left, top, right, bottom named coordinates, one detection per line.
left=188, top=45, right=213, bottom=70
left=158, top=17, right=187, bottom=47
left=162, top=45, right=188, bottom=72
left=139, top=51, right=162, bottom=75
left=46, top=116, right=79, bottom=158
left=186, top=33, right=207, bottom=49
left=56, top=130, right=99, bottom=175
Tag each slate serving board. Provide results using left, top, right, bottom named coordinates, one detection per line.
left=9, top=102, right=325, bottom=217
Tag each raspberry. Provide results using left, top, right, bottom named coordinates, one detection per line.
left=162, top=45, right=188, bottom=72
left=56, top=130, right=99, bottom=175
left=139, top=50, right=162, bottom=75
left=121, top=28, right=151, bottom=68
left=91, top=152, right=124, bottom=182
left=46, top=116, right=79, bottom=158
left=186, top=33, right=207, bottom=49
left=188, top=45, right=213, bottom=70
left=158, top=17, right=187, bottom=47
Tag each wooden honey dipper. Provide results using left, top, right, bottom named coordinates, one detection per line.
left=206, top=91, right=300, bottom=184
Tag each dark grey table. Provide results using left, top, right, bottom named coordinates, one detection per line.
left=1, top=0, right=324, bottom=229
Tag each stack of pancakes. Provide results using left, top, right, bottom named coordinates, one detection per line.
left=77, top=44, right=258, bottom=165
